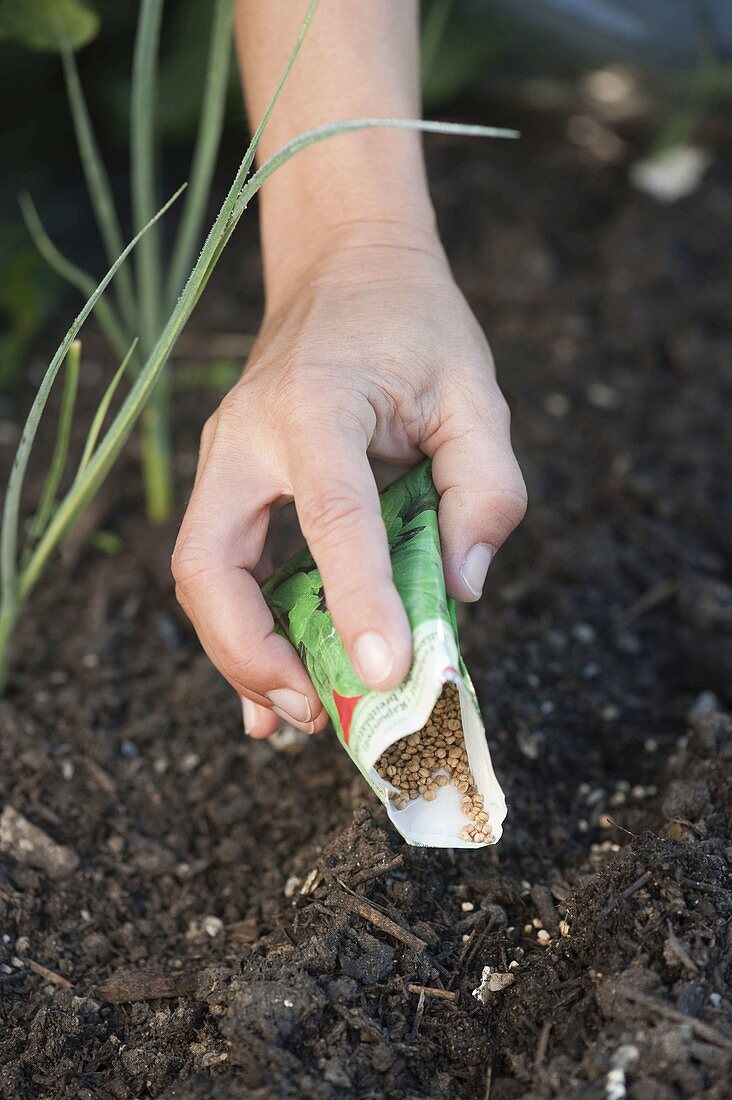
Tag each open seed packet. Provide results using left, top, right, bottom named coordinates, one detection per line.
left=263, top=461, right=507, bottom=848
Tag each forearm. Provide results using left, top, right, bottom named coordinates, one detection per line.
left=235, top=0, right=438, bottom=307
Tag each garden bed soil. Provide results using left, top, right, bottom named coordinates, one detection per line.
left=1, top=112, right=731, bottom=1098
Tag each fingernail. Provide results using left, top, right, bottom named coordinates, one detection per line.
left=354, top=631, right=395, bottom=686
left=242, top=697, right=260, bottom=736
left=460, top=544, right=493, bottom=599
left=266, top=688, right=311, bottom=725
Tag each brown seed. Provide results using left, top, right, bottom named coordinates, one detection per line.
left=374, top=683, right=490, bottom=839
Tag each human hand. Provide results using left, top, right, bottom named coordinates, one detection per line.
left=172, top=226, right=527, bottom=737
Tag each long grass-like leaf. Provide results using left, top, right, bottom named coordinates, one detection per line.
left=76, top=339, right=138, bottom=479
left=61, top=45, right=137, bottom=334
left=19, top=192, right=130, bottom=361
left=1, top=184, right=184, bottom=609
left=131, top=0, right=164, bottom=353
left=165, top=0, right=234, bottom=309
left=26, top=341, right=81, bottom=547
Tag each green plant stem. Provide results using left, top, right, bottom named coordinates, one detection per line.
left=165, top=0, right=234, bottom=310
left=0, top=601, right=18, bottom=696
left=131, top=0, right=164, bottom=352
left=140, top=377, right=173, bottom=524
left=26, top=341, right=81, bottom=547
left=131, top=0, right=172, bottom=523
left=61, top=45, right=137, bottom=334
left=19, top=192, right=130, bottom=361
left=77, top=340, right=138, bottom=478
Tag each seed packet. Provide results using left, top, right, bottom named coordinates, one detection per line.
left=263, top=461, right=507, bottom=848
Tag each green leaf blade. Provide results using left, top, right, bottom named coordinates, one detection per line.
left=26, top=340, right=81, bottom=545
left=60, top=45, right=137, bottom=332
left=76, top=339, right=138, bottom=479
left=19, top=191, right=130, bottom=361
left=131, top=0, right=164, bottom=353
left=165, top=0, right=235, bottom=310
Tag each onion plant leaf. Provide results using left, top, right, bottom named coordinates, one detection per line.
left=76, top=340, right=138, bottom=479
left=26, top=341, right=81, bottom=546
left=165, top=0, right=235, bottom=310
left=131, top=0, right=164, bottom=354
left=19, top=192, right=130, bottom=361
left=60, top=44, right=137, bottom=332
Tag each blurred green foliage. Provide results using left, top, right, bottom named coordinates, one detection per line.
left=0, top=0, right=99, bottom=52
left=421, top=0, right=502, bottom=110
left=0, top=229, right=56, bottom=389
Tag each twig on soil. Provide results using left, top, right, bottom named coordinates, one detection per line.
left=619, top=579, right=678, bottom=627
left=328, top=890, right=428, bottom=953
left=407, top=984, right=457, bottom=1001
left=681, top=877, right=724, bottom=895
left=602, top=871, right=652, bottom=916
left=94, top=966, right=199, bottom=1003
left=613, top=985, right=732, bottom=1053
left=27, top=959, right=73, bottom=988
left=411, top=987, right=426, bottom=1038
left=483, top=1064, right=493, bottom=1100
left=665, top=920, right=699, bottom=973
left=83, top=757, right=117, bottom=795
left=0, top=806, right=80, bottom=880
left=350, top=853, right=404, bottom=887
left=534, top=1020, right=552, bottom=1069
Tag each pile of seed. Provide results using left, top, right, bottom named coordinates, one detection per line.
left=375, top=682, right=493, bottom=843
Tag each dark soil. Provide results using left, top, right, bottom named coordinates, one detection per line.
left=1, top=111, right=731, bottom=1099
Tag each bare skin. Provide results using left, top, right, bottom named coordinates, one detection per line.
left=172, top=0, right=527, bottom=737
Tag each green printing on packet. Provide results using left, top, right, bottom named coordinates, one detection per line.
left=263, top=460, right=507, bottom=848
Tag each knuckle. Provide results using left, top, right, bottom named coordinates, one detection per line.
left=471, top=387, right=511, bottom=432
left=485, top=483, right=528, bottom=530
left=202, top=410, right=219, bottom=441
left=171, top=534, right=212, bottom=590
left=298, top=483, right=367, bottom=545
left=220, top=648, right=259, bottom=689
left=215, top=392, right=244, bottom=433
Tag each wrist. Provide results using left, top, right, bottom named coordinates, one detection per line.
left=258, top=124, right=439, bottom=306
left=262, top=213, right=447, bottom=317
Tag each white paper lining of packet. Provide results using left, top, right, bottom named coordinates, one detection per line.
left=363, top=626, right=507, bottom=849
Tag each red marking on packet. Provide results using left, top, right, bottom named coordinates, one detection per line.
left=332, top=690, right=363, bottom=744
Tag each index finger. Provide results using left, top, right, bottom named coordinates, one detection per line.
left=288, top=428, right=413, bottom=691
left=172, top=445, right=327, bottom=734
